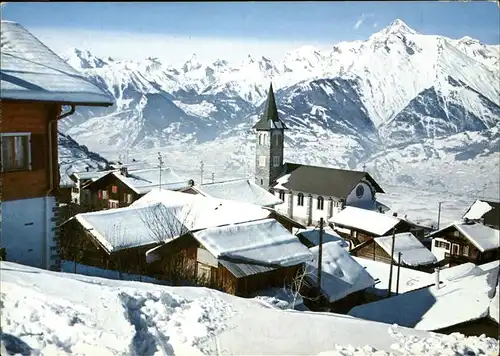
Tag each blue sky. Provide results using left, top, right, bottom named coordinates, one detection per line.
left=2, top=2, right=499, bottom=65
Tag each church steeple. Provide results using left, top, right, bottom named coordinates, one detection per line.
left=253, top=82, right=287, bottom=189
left=252, top=82, right=287, bottom=130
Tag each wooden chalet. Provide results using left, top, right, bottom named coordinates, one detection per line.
left=0, top=21, right=113, bottom=270
left=300, top=241, right=376, bottom=313
left=463, top=199, right=500, bottom=229
left=429, top=221, right=500, bottom=266
left=329, top=206, right=414, bottom=245
left=82, top=166, right=194, bottom=211
left=146, top=219, right=313, bottom=297
left=60, top=189, right=308, bottom=295
left=350, top=232, right=438, bottom=273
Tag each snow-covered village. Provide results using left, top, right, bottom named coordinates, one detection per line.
left=1, top=1, right=499, bottom=355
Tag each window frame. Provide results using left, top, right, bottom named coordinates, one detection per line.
left=111, top=185, right=118, bottom=194
left=0, top=132, right=32, bottom=172
left=278, top=190, right=285, bottom=201
left=259, top=156, right=266, bottom=167
left=297, top=193, right=304, bottom=206
left=273, top=156, right=280, bottom=168
left=317, top=196, right=324, bottom=210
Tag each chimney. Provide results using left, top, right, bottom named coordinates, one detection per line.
left=85, top=167, right=89, bottom=172
left=189, top=179, right=195, bottom=187
left=393, top=212, right=398, bottom=217
left=434, top=267, right=440, bottom=289
left=120, top=166, right=128, bottom=177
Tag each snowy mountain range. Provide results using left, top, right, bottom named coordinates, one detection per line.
left=58, top=19, right=500, bottom=199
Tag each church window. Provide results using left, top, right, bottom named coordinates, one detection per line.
left=297, top=193, right=304, bottom=206
left=317, top=196, right=324, bottom=210
left=259, top=156, right=266, bottom=167
left=273, top=156, right=280, bottom=167
left=258, top=134, right=262, bottom=145
left=279, top=190, right=285, bottom=201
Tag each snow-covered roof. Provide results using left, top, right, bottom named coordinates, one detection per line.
left=86, top=168, right=190, bottom=194
left=297, top=227, right=349, bottom=248
left=374, top=233, right=437, bottom=266
left=329, top=206, right=401, bottom=236
left=112, top=168, right=188, bottom=194
left=478, top=260, right=500, bottom=273
left=462, top=199, right=495, bottom=220
left=352, top=257, right=434, bottom=296
left=305, top=242, right=375, bottom=303
left=71, top=170, right=113, bottom=181
left=429, top=221, right=500, bottom=252
left=1, top=21, right=113, bottom=106
left=132, top=189, right=271, bottom=231
left=74, top=204, right=162, bottom=253
left=349, top=267, right=499, bottom=331
left=74, top=189, right=273, bottom=253
left=199, top=179, right=282, bottom=207
left=193, top=219, right=313, bottom=269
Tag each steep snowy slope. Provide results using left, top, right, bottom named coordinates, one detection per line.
left=58, top=131, right=111, bottom=186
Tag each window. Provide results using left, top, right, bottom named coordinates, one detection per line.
left=275, top=133, right=281, bottom=146
left=259, top=156, right=266, bottom=167
left=273, top=156, right=280, bottom=167
left=72, top=187, right=79, bottom=193
left=451, top=243, right=459, bottom=255
left=197, top=263, right=211, bottom=282
left=258, top=134, right=262, bottom=145
left=98, top=190, right=102, bottom=199
left=108, top=200, right=119, bottom=209
left=279, top=190, right=285, bottom=201
left=434, top=240, right=450, bottom=249
left=297, top=193, right=304, bottom=206
left=462, top=245, right=470, bottom=256
left=317, top=196, right=324, bottom=210
left=1, top=133, right=31, bottom=172
left=126, top=194, right=133, bottom=204
left=111, top=185, right=118, bottom=194
left=102, top=190, right=109, bottom=199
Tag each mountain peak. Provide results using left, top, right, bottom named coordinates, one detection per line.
left=382, top=19, right=418, bottom=36
left=62, top=47, right=107, bottom=69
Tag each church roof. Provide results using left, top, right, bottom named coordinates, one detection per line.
left=253, top=83, right=288, bottom=130
left=272, top=163, right=385, bottom=198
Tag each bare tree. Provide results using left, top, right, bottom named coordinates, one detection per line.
left=289, top=265, right=326, bottom=309
left=139, top=203, right=192, bottom=244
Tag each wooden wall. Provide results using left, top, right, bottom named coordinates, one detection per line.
left=236, top=265, right=301, bottom=297
left=353, top=240, right=393, bottom=264
left=1, top=101, right=60, bottom=201
left=86, top=173, right=141, bottom=211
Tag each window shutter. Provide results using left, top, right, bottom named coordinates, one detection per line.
left=30, top=133, right=47, bottom=171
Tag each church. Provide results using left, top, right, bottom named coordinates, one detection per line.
left=253, top=83, right=388, bottom=226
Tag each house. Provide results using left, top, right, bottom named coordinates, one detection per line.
left=60, top=189, right=302, bottom=276
left=428, top=221, right=500, bottom=266
left=68, top=169, right=113, bottom=206
left=328, top=206, right=414, bottom=245
left=348, top=265, right=499, bottom=338
left=194, top=178, right=283, bottom=208
left=0, top=21, right=113, bottom=270
left=253, top=83, right=386, bottom=226
left=462, top=199, right=500, bottom=229
left=82, top=167, right=194, bottom=211
left=147, top=218, right=313, bottom=297
left=350, top=232, right=438, bottom=272
left=302, top=241, right=376, bottom=313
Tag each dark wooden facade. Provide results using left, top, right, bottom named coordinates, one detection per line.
left=84, top=171, right=143, bottom=211
left=351, top=238, right=436, bottom=272
left=1, top=101, right=60, bottom=201
left=432, top=227, right=499, bottom=267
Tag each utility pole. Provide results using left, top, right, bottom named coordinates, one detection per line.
left=396, top=252, right=402, bottom=295
left=157, top=152, right=164, bottom=190
left=211, top=172, right=215, bottom=183
left=362, top=163, right=366, bottom=172
left=317, top=218, right=324, bottom=297
left=437, top=202, right=442, bottom=230
left=387, top=227, right=396, bottom=298
left=200, top=160, right=204, bottom=185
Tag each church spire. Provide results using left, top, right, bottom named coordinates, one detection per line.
left=252, top=82, right=287, bottom=130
